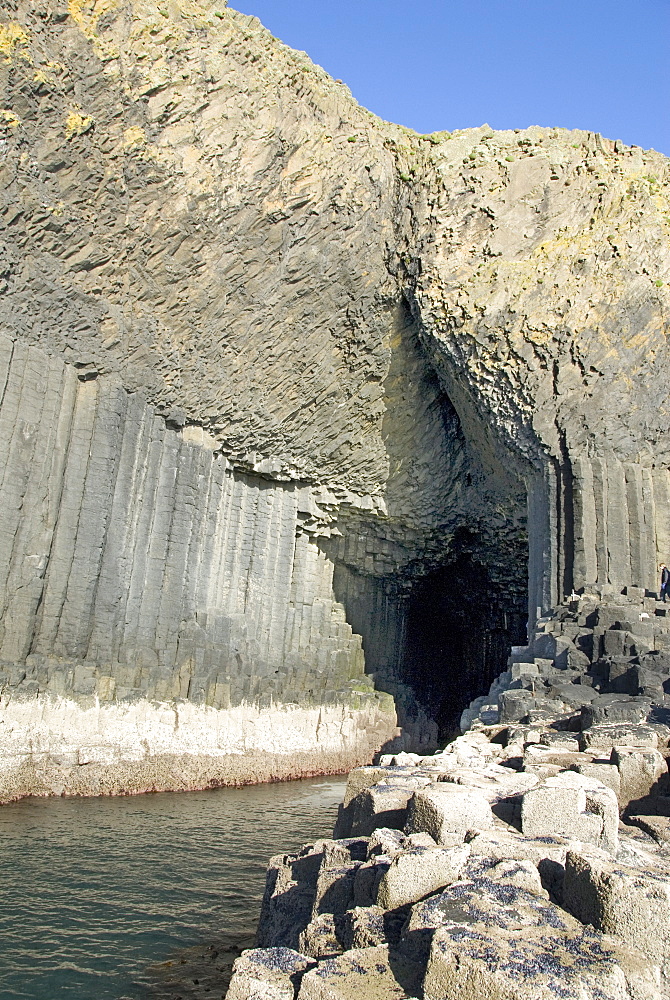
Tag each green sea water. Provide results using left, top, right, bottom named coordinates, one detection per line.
left=0, top=776, right=346, bottom=999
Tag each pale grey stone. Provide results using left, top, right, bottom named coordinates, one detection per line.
left=404, top=786, right=493, bottom=843
left=227, top=948, right=314, bottom=1000
left=563, top=848, right=670, bottom=977
left=375, top=845, right=470, bottom=910
left=521, top=771, right=619, bottom=853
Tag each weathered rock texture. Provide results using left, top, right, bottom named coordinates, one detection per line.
left=240, top=655, right=670, bottom=1000
left=0, top=1, right=668, bottom=793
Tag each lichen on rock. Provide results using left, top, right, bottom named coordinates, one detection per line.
left=0, top=2, right=668, bottom=798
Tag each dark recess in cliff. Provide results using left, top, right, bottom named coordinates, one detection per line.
left=405, top=549, right=528, bottom=740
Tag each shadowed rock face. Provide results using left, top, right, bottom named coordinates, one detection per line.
left=0, top=1, right=668, bottom=792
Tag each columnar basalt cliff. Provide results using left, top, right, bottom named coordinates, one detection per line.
left=0, top=1, right=668, bottom=798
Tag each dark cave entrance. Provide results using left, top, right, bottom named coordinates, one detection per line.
left=326, top=298, right=530, bottom=749
left=329, top=530, right=528, bottom=751
left=404, top=553, right=527, bottom=742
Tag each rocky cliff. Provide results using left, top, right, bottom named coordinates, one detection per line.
left=0, top=0, right=668, bottom=797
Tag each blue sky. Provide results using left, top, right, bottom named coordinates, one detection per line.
left=233, top=0, right=670, bottom=156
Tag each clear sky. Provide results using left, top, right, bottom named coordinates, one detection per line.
left=233, top=0, right=670, bottom=156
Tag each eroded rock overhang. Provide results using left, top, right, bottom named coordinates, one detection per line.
left=0, top=2, right=667, bottom=794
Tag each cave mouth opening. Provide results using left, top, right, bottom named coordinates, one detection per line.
left=329, top=523, right=529, bottom=752
left=325, top=298, right=530, bottom=749
left=404, top=549, right=528, bottom=743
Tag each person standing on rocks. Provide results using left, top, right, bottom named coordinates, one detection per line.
left=661, top=563, right=669, bottom=602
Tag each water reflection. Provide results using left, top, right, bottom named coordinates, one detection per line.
left=0, top=777, right=345, bottom=999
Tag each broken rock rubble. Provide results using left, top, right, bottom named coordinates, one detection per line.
left=228, top=592, right=670, bottom=998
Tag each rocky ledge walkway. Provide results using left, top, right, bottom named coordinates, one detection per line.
left=226, top=587, right=670, bottom=1000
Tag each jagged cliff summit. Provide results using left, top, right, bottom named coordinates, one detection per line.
left=0, top=0, right=668, bottom=799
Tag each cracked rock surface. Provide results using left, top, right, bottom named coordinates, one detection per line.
left=0, top=1, right=668, bottom=795
left=239, top=595, right=670, bottom=1000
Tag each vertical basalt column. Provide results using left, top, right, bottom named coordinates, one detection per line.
left=591, top=456, right=609, bottom=585
left=605, top=458, right=631, bottom=589
left=557, top=444, right=575, bottom=601
left=32, top=378, right=101, bottom=656
left=526, top=470, right=553, bottom=622
left=640, top=467, right=658, bottom=591
left=572, top=455, right=598, bottom=591
left=0, top=349, right=78, bottom=662
left=527, top=451, right=576, bottom=620
left=563, top=452, right=662, bottom=594
left=330, top=564, right=407, bottom=681
left=625, top=463, right=657, bottom=593
left=87, top=391, right=153, bottom=664
left=153, top=439, right=206, bottom=668
left=52, top=380, right=127, bottom=659
left=652, top=468, right=670, bottom=572
left=0, top=337, right=386, bottom=711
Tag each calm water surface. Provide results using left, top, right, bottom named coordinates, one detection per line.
left=0, top=776, right=346, bottom=1000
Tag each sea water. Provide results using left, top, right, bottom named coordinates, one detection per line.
left=0, top=776, right=346, bottom=999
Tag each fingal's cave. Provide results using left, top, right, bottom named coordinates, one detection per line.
left=0, top=1, right=668, bottom=800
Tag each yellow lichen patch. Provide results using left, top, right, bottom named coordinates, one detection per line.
left=181, top=144, right=202, bottom=174
left=65, top=110, right=95, bottom=137
left=68, top=0, right=119, bottom=36
left=123, top=125, right=146, bottom=149
left=0, top=23, right=30, bottom=62
left=67, top=0, right=123, bottom=64
left=623, top=331, right=653, bottom=352
left=33, top=61, right=67, bottom=89
left=0, top=109, right=21, bottom=129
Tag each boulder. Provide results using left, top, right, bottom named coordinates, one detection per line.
left=257, top=847, right=325, bottom=949
left=423, top=922, right=660, bottom=1000
left=312, top=862, right=360, bottom=919
left=342, top=768, right=388, bottom=808
left=481, top=858, right=547, bottom=896
left=334, top=769, right=400, bottom=837
left=630, top=815, right=670, bottom=844
left=375, top=845, right=470, bottom=910
left=521, top=771, right=619, bottom=853
left=352, top=858, right=391, bottom=909
left=465, top=827, right=571, bottom=867
left=227, top=948, right=314, bottom=1000
left=463, top=852, right=548, bottom=896
left=298, top=915, right=343, bottom=960
left=572, top=761, right=622, bottom=802
left=510, top=661, right=539, bottom=680
left=581, top=696, right=652, bottom=728
left=499, top=690, right=566, bottom=724
left=401, top=877, right=580, bottom=962
left=340, top=783, right=417, bottom=837
left=499, top=689, right=538, bottom=723
left=612, top=747, right=667, bottom=806
left=336, top=906, right=387, bottom=951
left=404, top=786, right=493, bottom=843
left=297, top=945, right=422, bottom=1000
left=638, top=650, right=670, bottom=675
left=404, top=831, right=437, bottom=849
left=366, top=828, right=406, bottom=859
left=563, top=848, right=670, bottom=977
left=579, top=723, right=659, bottom=752
left=538, top=730, right=582, bottom=750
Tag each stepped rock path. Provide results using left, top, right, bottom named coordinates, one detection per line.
left=236, top=588, right=670, bottom=1000
left=0, top=1, right=668, bottom=799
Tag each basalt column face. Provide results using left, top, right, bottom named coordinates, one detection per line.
left=0, top=2, right=668, bottom=798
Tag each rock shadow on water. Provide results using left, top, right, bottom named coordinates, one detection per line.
left=139, top=932, right=256, bottom=1000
